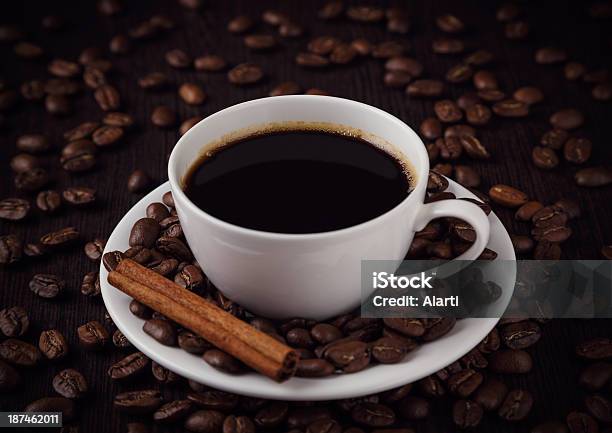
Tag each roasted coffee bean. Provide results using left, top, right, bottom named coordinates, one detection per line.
left=244, top=34, right=276, bottom=50
left=94, top=84, right=120, bottom=111
left=386, top=57, right=423, bottom=76
left=351, top=38, right=373, bottom=56
left=204, top=349, right=245, bottom=374
left=109, top=34, right=130, bottom=54
left=146, top=202, right=170, bottom=222
left=577, top=338, right=612, bottom=360
left=151, top=106, right=177, bottom=127
left=153, top=399, right=193, bottom=423
left=179, top=82, right=207, bottom=105
left=478, top=89, right=506, bottom=102
left=160, top=215, right=183, bottom=238
left=474, top=377, right=507, bottom=411
left=498, top=389, right=533, bottom=421
left=493, top=99, right=529, bottom=117
left=501, top=321, right=541, bottom=349
left=61, top=139, right=97, bottom=172
left=436, top=137, right=462, bottom=159
left=555, top=198, right=581, bottom=219
left=254, top=402, right=289, bottom=427
left=152, top=361, right=180, bottom=384
left=20, top=80, right=45, bottom=100
left=185, top=410, right=225, bottom=433
left=109, top=328, right=131, bottom=349
left=127, top=169, right=150, bottom=193
left=108, top=352, right=150, bottom=380
left=532, top=146, right=559, bottom=169
left=228, top=15, right=254, bottom=33
left=77, top=320, right=109, bottom=350
left=511, top=235, right=535, bottom=254
left=92, top=125, right=123, bottom=146
left=17, top=134, right=50, bottom=153
left=223, top=415, right=255, bottom=433
left=138, top=72, right=167, bottom=89
left=566, top=411, right=598, bottom=433
left=406, top=80, right=444, bottom=98
left=39, top=329, right=68, bottom=360
left=83, top=238, right=106, bottom=261
left=330, top=43, right=357, bottom=64
left=178, top=331, right=210, bottom=354
left=80, top=271, right=100, bottom=297
left=129, top=300, right=152, bottom=320
left=514, top=86, right=544, bottom=105
left=11, top=153, right=40, bottom=172
left=25, top=397, right=75, bottom=421
left=434, top=100, right=463, bottom=123
left=63, top=187, right=96, bottom=206
left=580, top=362, right=612, bottom=390
left=489, top=349, right=533, bottom=373
left=103, top=250, right=124, bottom=272
left=445, top=124, right=476, bottom=139
left=0, top=306, right=29, bottom=337
left=535, top=47, right=567, bottom=64
left=286, top=327, right=315, bottom=349
left=0, top=359, right=20, bottom=391
left=384, top=318, right=425, bottom=337
left=0, top=235, right=22, bottom=265
left=489, top=184, right=528, bottom=208
left=53, top=368, right=87, bottom=399
left=460, top=135, right=490, bottom=159
left=516, top=201, right=543, bottom=221
left=0, top=198, right=30, bottom=221
left=35, top=190, right=61, bottom=213
left=166, top=49, right=191, bottom=68
left=15, top=168, right=49, bottom=191
left=432, top=37, right=464, bottom=54
left=318, top=1, right=343, bottom=19
left=261, top=9, right=288, bottom=26
left=307, top=36, right=339, bottom=55
left=0, top=338, right=41, bottom=366
left=269, top=81, right=301, bottom=97
left=436, top=14, right=465, bottom=33
left=395, top=395, right=429, bottom=420
left=351, top=403, right=395, bottom=427
left=465, top=104, right=492, bottom=126
left=44, top=78, right=79, bottom=96
left=296, top=359, right=335, bottom=377
left=564, top=138, right=592, bottom=164
left=288, top=407, right=333, bottom=429
left=550, top=108, right=584, bottom=130
left=114, top=390, right=162, bottom=414
left=448, top=368, right=484, bottom=397
left=532, top=206, right=568, bottom=228
left=296, top=52, right=329, bottom=68
left=454, top=165, right=480, bottom=187
left=457, top=92, right=480, bottom=110
left=564, top=62, right=587, bottom=81
left=453, top=400, right=483, bottom=428
left=420, top=118, right=442, bottom=140
left=575, top=167, right=612, bottom=187
left=532, top=225, right=572, bottom=243
left=473, top=70, right=498, bottom=90
left=143, top=319, right=177, bottom=346
left=347, top=5, right=384, bottom=22
left=83, top=66, right=107, bottom=89
left=180, top=116, right=203, bottom=135
left=593, top=83, right=612, bottom=101
left=326, top=340, right=370, bottom=373
left=49, top=59, right=81, bottom=78
left=371, top=337, right=408, bottom=364
left=14, top=41, right=43, bottom=59
left=129, top=218, right=160, bottom=248
left=531, top=421, right=569, bottom=433
left=427, top=170, right=449, bottom=193
left=29, top=274, right=65, bottom=299
left=306, top=419, right=341, bottom=433
left=534, top=240, right=562, bottom=259
left=64, top=122, right=99, bottom=141
left=157, top=236, right=192, bottom=261
left=228, top=63, right=263, bottom=85
left=187, top=390, right=239, bottom=411
left=505, top=21, right=529, bottom=39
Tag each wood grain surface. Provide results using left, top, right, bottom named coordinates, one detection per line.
left=1, top=0, right=611, bottom=432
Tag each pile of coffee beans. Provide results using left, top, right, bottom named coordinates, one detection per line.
left=1, top=1, right=612, bottom=432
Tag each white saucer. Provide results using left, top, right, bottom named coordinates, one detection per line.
left=100, top=180, right=515, bottom=401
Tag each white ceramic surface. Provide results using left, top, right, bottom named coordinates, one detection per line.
left=168, top=96, right=491, bottom=320
left=100, top=179, right=515, bottom=401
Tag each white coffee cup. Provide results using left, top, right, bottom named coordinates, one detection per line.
left=168, top=96, right=490, bottom=320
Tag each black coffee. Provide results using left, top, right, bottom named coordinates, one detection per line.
left=183, top=128, right=413, bottom=234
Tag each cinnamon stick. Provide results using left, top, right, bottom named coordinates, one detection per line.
left=108, top=260, right=298, bottom=382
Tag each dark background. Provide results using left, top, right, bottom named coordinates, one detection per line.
left=1, top=0, right=612, bottom=432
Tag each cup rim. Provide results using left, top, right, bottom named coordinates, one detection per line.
left=168, top=95, right=429, bottom=240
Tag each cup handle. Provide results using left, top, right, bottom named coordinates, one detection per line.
left=415, top=199, right=491, bottom=260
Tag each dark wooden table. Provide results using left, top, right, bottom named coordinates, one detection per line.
left=1, top=0, right=612, bottom=432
